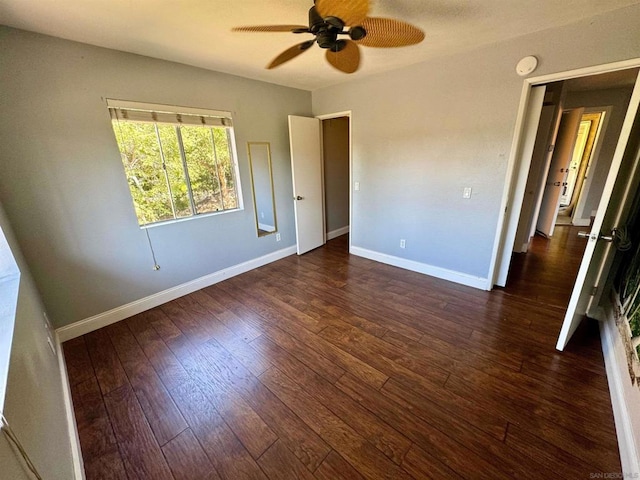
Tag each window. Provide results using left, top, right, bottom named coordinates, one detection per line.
left=108, top=100, right=242, bottom=227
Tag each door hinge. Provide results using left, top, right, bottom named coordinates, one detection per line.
left=547, top=144, right=555, bottom=152
left=591, top=286, right=598, bottom=296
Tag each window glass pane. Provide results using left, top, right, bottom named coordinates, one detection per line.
left=111, top=121, right=174, bottom=225
left=110, top=105, right=241, bottom=227
left=180, top=125, right=224, bottom=214
left=212, top=128, right=239, bottom=210
left=156, top=125, right=191, bottom=218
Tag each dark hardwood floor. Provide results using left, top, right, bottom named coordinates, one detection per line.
left=64, top=230, right=620, bottom=479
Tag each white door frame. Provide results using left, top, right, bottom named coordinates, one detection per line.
left=489, top=58, right=640, bottom=288
left=316, top=111, right=353, bottom=253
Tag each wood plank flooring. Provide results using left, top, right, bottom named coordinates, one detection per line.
left=64, top=229, right=620, bottom=479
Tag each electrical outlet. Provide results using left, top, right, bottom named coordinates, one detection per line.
left=276, top=233, right=281, bottom=242
left=400, top=239, right=406, bottom=249
left=43, top=312, right=56, bottom=355
left=463, top=187, right=472, bottom=199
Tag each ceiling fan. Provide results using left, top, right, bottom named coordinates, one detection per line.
left=232, top=0, right=425, bottom=74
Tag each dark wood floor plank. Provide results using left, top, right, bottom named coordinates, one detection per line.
left=174, top=294, right=272, bottom=376
left=126, top=310, right=192, bottom=391
left=161, top=299, right=216, bottom=344
left=446, top=364, right=618, bottom=448
left=257, top=440, right=316, bottom=480
left=401, top=444, right=459, bottom=480
left=381, top=377, right=507, bottom=442
left=103, top=384, right=174, bottom=480
left=313, top=451, right=365, bottom=480
left=444, top=372, right=620, bottom=470
left=165, top=333, right=278, bottom=460
left=162, top=428, right=219, bottom=480
left=193, top=289, right=263, bottom=341
left=379, top=379, right=561, bottom=479
left=259, top=367, right=414, bottom=480
left=250, top=335, right=412, bottom=465
left=66, top=232, right=621, bottom=479
left=505, top=423, right=605, bottom=478
left=63, top=337, right=95, bottom=387
left=319, top=325, right=448, bottom=392
left=221, top=273, right=329, bottom=334
left=257, top=322, right=346, bottom=384
left=211, top=281, right=389, bottom=389
left=335, top=373, right=512, bottom=480
left=178, top=335, right=332, bottom=472
left=70, top=377, right=128, bottom=480
left=169, top=380, right=267, bottom=480
left=84, top=328, right=129, bottom=396
left=106, top=320, right=188, bottom=446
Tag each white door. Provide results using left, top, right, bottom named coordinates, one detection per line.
left=536, top=108, right=584, bottom=237
left=494, top=86, right=546, bottom=285
left=288, top=115, right=325, bottom=255
left=557, top=73, right=640, bottom=350
left=513, top=103, right=556, bottom=253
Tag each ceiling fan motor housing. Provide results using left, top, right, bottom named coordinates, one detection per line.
left=309, top=6, right=366, bottom=49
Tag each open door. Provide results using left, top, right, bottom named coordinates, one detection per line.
left=288, top=115, right=325, bottom=255
left=536, top=108, right=584, bottom=237
left=557, top=73, right=640, bottom=350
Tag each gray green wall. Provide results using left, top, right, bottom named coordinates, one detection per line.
left=0, top=202, right=76, bottom=479
left=312, top=4, right=640, bottom=280
left=0, top=27, right=311, bottom=328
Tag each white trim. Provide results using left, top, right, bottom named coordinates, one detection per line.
left=56, top=332, right=85, bottom=479
left=258, top=222, right=276, bottom=232
left=56, top=246, right=296, bottom=342
left=327, top=226, right=349, bottom=240
left=571, top=218, right=591, bottom=227
left=350, top=246, right=489, bottom=290
left=489, top=57, right=640, bottom=288
left=600, top=318, right=640, bottom=477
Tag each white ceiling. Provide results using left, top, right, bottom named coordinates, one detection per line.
left=1, top=0, right=639, bottom=91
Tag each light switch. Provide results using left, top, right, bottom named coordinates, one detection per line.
left=354, top=182, right=360, bottom=191
left=463, top=187, right=472, bottom=199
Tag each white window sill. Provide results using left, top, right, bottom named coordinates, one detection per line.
left=140, top=207, right=243, bottom=230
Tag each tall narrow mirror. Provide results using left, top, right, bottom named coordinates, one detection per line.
left=248, top=142, right=277, bottom=237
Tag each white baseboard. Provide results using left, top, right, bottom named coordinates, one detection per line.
left=572, top=218, right=591, bottom=226
left=258, top=222, right=276, bottom=232
left=600, top=318, right=640, bottom=476
left=56, top=246, right=296, bottom=342
left=56, top=333, right=85, bottom=479
left=327, top=226, right=350, bottom=240
left=349, top=246, right=490, bottom=291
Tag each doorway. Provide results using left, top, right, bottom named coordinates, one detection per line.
left=288, top=112, right=352, bottom=255
left=492, top=63, right=640, bottom=350
left=321, top=116, right=350, bottom=245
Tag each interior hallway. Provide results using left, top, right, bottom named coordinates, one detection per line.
left=63, top=233, right=619, bottom=479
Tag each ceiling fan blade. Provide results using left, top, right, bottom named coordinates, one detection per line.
left=326, top=40, right=360, bottom=74
left=315, top=0, right=370, bottom=26
left=233, top=25, right=309, bottom=33
left=357, top=17, right=425, bottom=47
left=268, top=42, right=314, bottom=69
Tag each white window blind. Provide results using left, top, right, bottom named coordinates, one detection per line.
left=106, top=99, right=233, bottom=127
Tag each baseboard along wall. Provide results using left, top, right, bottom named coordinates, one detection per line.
left=56, top=245, right=296, bottom=342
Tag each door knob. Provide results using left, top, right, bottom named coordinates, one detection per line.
left=295, top=195, right=304, bottom=200
left=577, top=231, right=614, bottom=242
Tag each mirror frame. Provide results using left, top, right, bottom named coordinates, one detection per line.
left=247, top=141, right=278, bottom=237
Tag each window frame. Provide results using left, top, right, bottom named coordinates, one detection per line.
left=106, top=99, right=244, bottom=229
